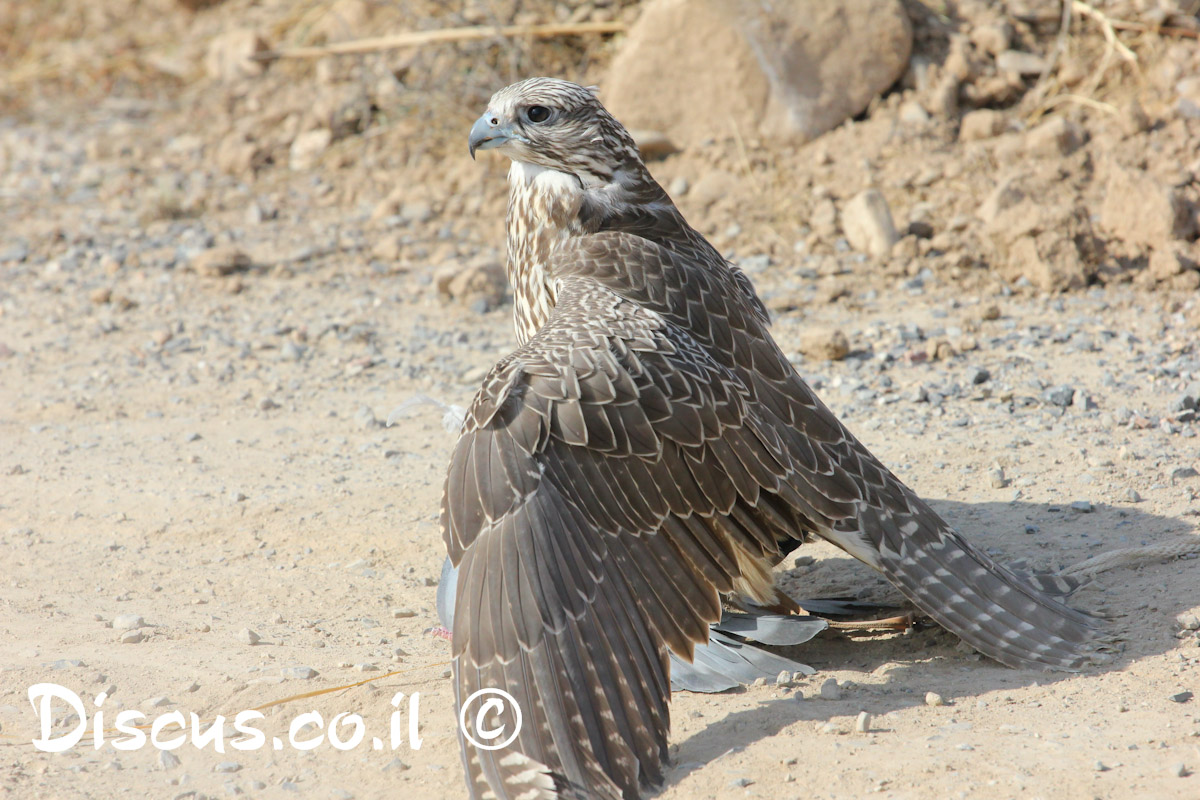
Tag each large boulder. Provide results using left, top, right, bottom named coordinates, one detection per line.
left=603, top=0, right=912, bottom=146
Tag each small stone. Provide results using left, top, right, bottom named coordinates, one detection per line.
left=996, top=49, right=1048, bottom=75
left=191, top=246, right=251, bottom=277
left=214, top=761, right=242, bottom=773
left=113, top=614, right=144, bottom=631
left=1093, top=760, right=1110, bottom=772
left=258, top=397, right=280, bottom=411
left=238, top=628, right=261, bottom=646
left=925, top=691, right=945, bottom=707
left=819, top=678, right=842, bottom=701
left=959, top=109, right=1005, bottom=141
left=980, top=304, right=1001, bottom=321
left=842, top=189, right=900, bottom=258
left=391, top=608, right=417, bottom=618
left=354, top=663, right=379, bottom=672
left=148, top=696, right=171, bottom=707
left=1172, top=763, right=1191, bottom=778
left=1044, top=385, right=1075, bottom=407
left=119, top=630, right=144, bottom=644
left=289, top=128, right=333, bottom=171
left=281, top=667, right=318, bottom=680
left=728, top=777, right=753, bottom=788
left=855, top=711, right=871, bottom=733
left=1169, top=691, right=1193, bottom=703
left=90, top=287, right=113, bottom=305
left=799, top=328, right=850, bottom=361
left=988, top=468, right=1007, bottom=489
left=1179, top=615, right=1200, bottom=631
left=1070, top=500, right=1093, bottom=513
left=1124, top=488, right=1142, bottom=503
left=668, top=176, right=689, bottom=197
left=966, top=366, right=990, bottom=385
left=1119, top=98, right=1150, bottom=136
left=159, top=750, right=181, bottom=770
left=1171, top=467, right=1198, bottom=482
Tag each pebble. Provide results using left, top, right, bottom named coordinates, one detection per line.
left=289, top=128, right=333, bottom=171
left=988, top=467, right=1007, bottom=489
left=925, top=691, right=946, bottom=707
left=119, top=630, right=145, bottom=644
left=1044, top=386, right=1075, bottom=407
left=1124, top=488, right=1142, bottom=503
left=191, top=246, right=251, bottom=277
left=391, top=608, right=417, bottom=618
left=1169, top=691, right=1193, bottom=703
left=1173, top=763, right=1190, bottom=778
left=728, top=777, right=753, bottom=788
left=113, top=613, right=144, bottom=631
left=966, top=366, right=990, bottom=385
left=237, top=628, right=261, bottom=645
left=281, top=666, right=318, bottom=680
left=842, top=189, right=899, bottom=258
left=1070, top=500, right=1093, bottom=513
left=819, top=678, right=842, bottom=700
left=855, top=711, right=871, bottom=733
left=159, top=750, right=181, bottom=770
left=213, top=761, right=241, bottom=773
left=800, top=328, right=850, bottom=361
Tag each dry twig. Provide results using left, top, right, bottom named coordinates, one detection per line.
left=255, top=21, right=627, bottom=62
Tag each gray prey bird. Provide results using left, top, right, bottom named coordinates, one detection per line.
left=445, top=77, right=1106, bottom=800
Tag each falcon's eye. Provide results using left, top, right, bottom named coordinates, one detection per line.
left=525, top=105, right=551, bottom=124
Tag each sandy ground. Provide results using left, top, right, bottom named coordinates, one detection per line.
left=3, top=2, right=1200, bottom=798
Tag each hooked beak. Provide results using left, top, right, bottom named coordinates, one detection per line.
left=468, top=112, right=514, bottom=160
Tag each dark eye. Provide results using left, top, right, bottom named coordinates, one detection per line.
left=525, top=105, right=551, bottom=124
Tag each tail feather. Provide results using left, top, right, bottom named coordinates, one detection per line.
left=854, top=502, right=1109, bottom=671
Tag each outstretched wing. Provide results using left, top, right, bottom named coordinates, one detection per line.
left=443, top=276, right=805, bottom=799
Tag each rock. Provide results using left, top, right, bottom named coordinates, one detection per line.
left=1169, top=690, right=1193, bottom=703
left=90, top=287, right=113, bottom=305
left=289, top=128, right=333, bottom=171
left=842, top=189, right=899, bottom=258
left=435, top=262, right=507, bottom=311
left=604, top=0, right=912, bottom=146
left=988, top=467, right=1007, bottom=488
left=1044, top=386, right=1075, bottom=407
left=925, top=691, right=945, bottom=707
left=799, top=328, right=850, bottom=361
left=1024, top=117, right=1084, bottom=157
left=628, top=130, right=678, bottom=160
left=668, top=176, right=689, bottom=197
left=966, top=366, right=990, bottom=385
left=855, top=711, right=871, bottom=733
left=191, top=246, right=251, bottom=277
left=1070, top=500, right=1093, bottom=513
left=371, top=233, right=405, bottom=262
left=205, top=29, right=269, bottom=83
left=996, top=49, right=1047, bottom=76
left=214, top=761, right=242, bottom=773
left=159, top=750, right=181, bottom=770
left=818, top=678, right=842, bottom=700
left=1100, top=163, right=1194, bottom=246
left=959, top=109, right=1006, bottom=141
left=238, top=628, right=261, bottom=645
left=119, top=630, right=144, bottom=644
left=282, top=666, right=318, bottom=679
left=391, top=608, right=417, bottom=618
left=113, top=614, right=144, bottom=631
left=214, top=132, right=264, bottom=176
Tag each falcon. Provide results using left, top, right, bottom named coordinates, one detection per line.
left=445, top=77, right=1106, bottom=800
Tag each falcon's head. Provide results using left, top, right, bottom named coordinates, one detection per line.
left=468, top=77, right=644, bottom=189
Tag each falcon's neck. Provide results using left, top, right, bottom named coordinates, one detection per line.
left=505, top=161, right=585, bottom=345
left=505, top=159, right=678, bottom=345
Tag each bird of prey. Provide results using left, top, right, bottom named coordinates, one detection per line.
left=445, top=77, right=1106, bottom=800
